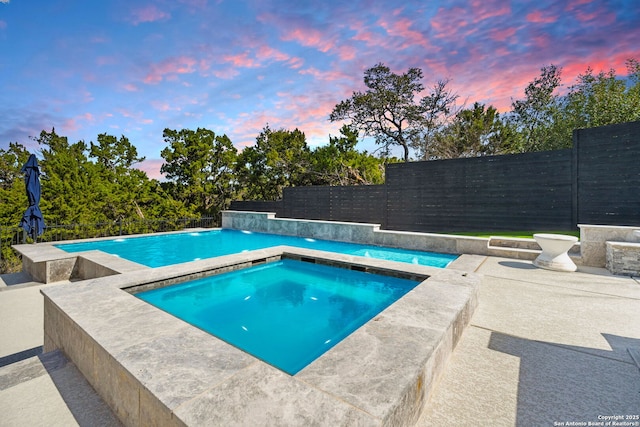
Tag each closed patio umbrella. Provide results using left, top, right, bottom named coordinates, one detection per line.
left=19, top=154, right=45, bottom=242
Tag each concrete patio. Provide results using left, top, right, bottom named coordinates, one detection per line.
left=1, top=256, right=639, bottom=426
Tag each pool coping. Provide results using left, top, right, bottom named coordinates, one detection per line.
left=40, top=246, right=483, bottom=426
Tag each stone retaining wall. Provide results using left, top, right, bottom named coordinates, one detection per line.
left=606, top=242, right=640, bottom=276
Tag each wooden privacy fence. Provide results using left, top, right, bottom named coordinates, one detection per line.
left=230, top=121, right=640, bottom=233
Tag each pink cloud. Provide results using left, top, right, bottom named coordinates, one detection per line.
left=213, top=67, right=240, bottom=79
left=562, top=1, right=616, bottom=24
left=531, top=33, right=551, bottom=49
left=431, top=7, right=469, bottom=39
left=217, top=42, right=303, bottom=73
left=282, top=27, right=335, bottom=53
left=59, top=113, right=95, bottom=134
left=228, top=94, right=340, bottom=150
left=526, top=10, right=558, bottom=24
left=144, top=56, right=197, bottom=84
left=469, top=0, right=511, bottom=22
left=150, top=100, right=175, bottom=112
left=336, top=45, right=357, bottom=61
left=378, top=15, right=433, bottom=50
left=123, top=83, right=139, bottom=92
left=560, top=54, right=634, bottom=84
left=488, top=27, right=517, bottom=42
left=574, top=7, right=615, bottom=24
left=564, top=0, right=594, bottom=11
left=256, top=45, right=291, bottom=63
left=222, top=52, right=259, bottom=68
left=129, top=5, right=171, bottom=25
left=117, top=108, right=139, bottom=119
left=299, top=67, right=349, bottom=83
left=198, top=58, right=212, bottom=72
left=350, top=20, right=387, bottom=47
left=61, top=118, right=79, bottom=132
left=286, top=57, right=305, bottom=69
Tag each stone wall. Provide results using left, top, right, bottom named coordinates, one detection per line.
left=579, top=225, right=640, bottom=268
left=606, top=242, right=640, bottom=276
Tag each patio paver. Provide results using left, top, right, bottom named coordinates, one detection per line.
left=416, top=257, right=640, bottom=426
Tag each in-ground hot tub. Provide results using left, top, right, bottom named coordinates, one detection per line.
left=135, top=258, right=422, bottom=375
left=41, top=246, right=483, bottom=426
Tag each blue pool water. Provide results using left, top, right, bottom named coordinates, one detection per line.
left=56, top=229, right=457, bottom=268
left=136, top=259, right=420, bottom=374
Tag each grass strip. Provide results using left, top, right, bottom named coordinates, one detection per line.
left=448, top=230, right=580, bottom=239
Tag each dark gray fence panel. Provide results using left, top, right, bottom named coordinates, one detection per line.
left=385, top=150, right=574, bottom=233
left=283, top=186, right=332, bottom=220
left=328, top=185, right=386, bottom=224
left=281, top=185, right=386, bottom=224
left=576, top=121, right=640, bottom=225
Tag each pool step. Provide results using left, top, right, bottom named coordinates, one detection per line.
left=488, top=237, right=541, bottom=251
left=487, top=237, right=581, bottom=261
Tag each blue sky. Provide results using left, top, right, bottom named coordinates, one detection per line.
left=1, top=0, right=639, bottom=179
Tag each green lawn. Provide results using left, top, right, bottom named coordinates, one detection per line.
left=449, top=230, right=580, bottom=239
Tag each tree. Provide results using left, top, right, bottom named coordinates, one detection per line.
left=161, top=128, right=237, bottom=216
left=0, top=142, right=30, bottom=192
left=0, top=143, right=30, bottom=230
left=89, top=133, right=185, bottom=222
left=410, top=78, right=459, bottom=160
left=89, top=133, right=145, bottom=172
left=0, top=142, right=31, bottom=271
left=558, top=59, right=640, bottom=142
left=509, top=59, right=640, bottom=151
left=330, top=63, right=456, bottom=162
left=509, top=64, right=563, bottom=151
left=235, top=126, right=311, bottom=200
left=310, top=125, right=386, bottom=186
left=36, top=128, right=105, bottom=225
left=430, top=103, right=515, bottom=158
left=34, top=129, right=188, bottom=227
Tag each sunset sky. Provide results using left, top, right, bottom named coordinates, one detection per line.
left=1, top=0, right=639, bottom=179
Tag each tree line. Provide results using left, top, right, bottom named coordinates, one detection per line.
left=0, top=125, right=387, bottom=229
left=2, top=58, right=639, bottom=235
left=332, top=59, right=640, bottom=161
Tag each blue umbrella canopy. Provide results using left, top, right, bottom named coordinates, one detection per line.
left=19, top=154, right=45, bottom=240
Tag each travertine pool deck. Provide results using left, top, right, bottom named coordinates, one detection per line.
left=37, top=245, right=483, bottom=426
left=2, top=256, right=639, bottom=426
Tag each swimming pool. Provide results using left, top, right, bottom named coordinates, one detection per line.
left=56, top=228, right=457, bottom=268
left=135, top=258, right=420, bottom=374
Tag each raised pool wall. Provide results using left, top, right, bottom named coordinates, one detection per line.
left=222, top=210, right=580, bottom=262
left=223, top=210, right=487, bottom=256
left=222, top=211, right=640, bottom=273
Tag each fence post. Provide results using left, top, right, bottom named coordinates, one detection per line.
left=572, top=129, right=579, bottom=228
